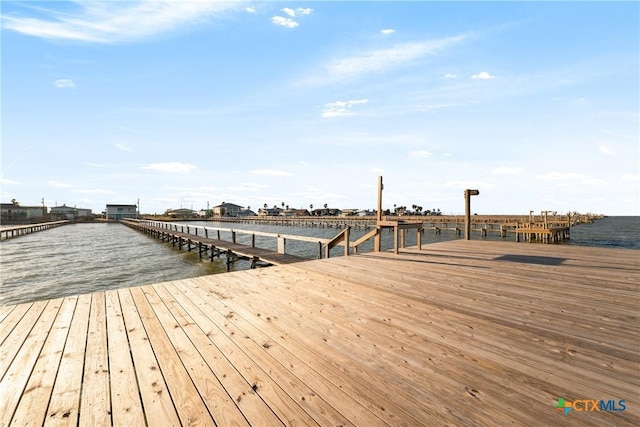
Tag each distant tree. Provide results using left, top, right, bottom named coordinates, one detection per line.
left=282, top=202, right=285, bottom=208
left=324, top=203, right=328, bottom=209
left=286, top=204, right=289, bottom=210
left=264, top=203, right=267, bottom=209
left=310, top=204, right=313, bottom=210
left=10, top=198, right=18, bottom=205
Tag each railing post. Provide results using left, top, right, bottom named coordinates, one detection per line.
left=277, top=236, right=286, bottom=254
left=318, top=241, right=322, bottom=259
left=344, top=227, right=350, bottom=256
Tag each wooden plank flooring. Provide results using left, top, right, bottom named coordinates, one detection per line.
left=0, top=240, right=638, bottom=426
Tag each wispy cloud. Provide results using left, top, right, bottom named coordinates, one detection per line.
left=1, top=178, right=22, bottom=185
left=491, top=166, right=524, bottom=175
left=310, top=35, right=466, bottom=85
left=54, top=79, right=75, bottom=88
left=47, top=180, right=73, bottom=188
left=251, top=169, right=292, bottom=176
left=444, top=73, right=457, bottom=79
left=271, top=16, right=298, bottom=28
left=409, top=150, right=431, bottom=159
left=381, top=29, right=395, bottom=35
left=114, top=143, right=132, bottom=152
left=472, top=71, right=495, bottom=80
left=322, top=99, right=369, bottom=118
left=245, top=7, right=256, bottom=14
left=1, top=1, right=241, bottom=43
left=272, top=7, right=312, bottom=28
left=621, top=174, right=640, bottom=181
left=598, top=145, right=616, bottom=156
left=141, top=162, right=197, bottom=174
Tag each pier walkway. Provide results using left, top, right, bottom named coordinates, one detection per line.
left=120, top=219, right=322, bottom=269
left=1, top=240, right=638, bottom=426
left=0, top=220, right=69, bottom=241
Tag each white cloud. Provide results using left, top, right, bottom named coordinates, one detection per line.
left=297, top=8, right=313, bottom=15
left=281, top=8, right=296, bottom=17
left=444, top=73, right=457, bottom=79
left=271, top=16, right=298, bottom=28
left=47, top=180, right=73, bottom=188
left=472, top=71, right=495, bottom=80
left=54, top=79, right=75, bottom=88
left=322, top=99, right=369, bottom=118
left=114, top=143, right=132, bottom=152
left=1, top=1, right=241, bottom=43
left=323, top=35, right=466, bottom=83
left=1, top=178, right=22, bottom=185
left=409, top=150, right=432, bottom=159
left=381, top=29, right=395, bottom=35
left=491, top=166, right=524, bottom=175
left=141, top=162, right=197, bottom=174
left=245, top=7, right=256, bottom=14
left=598, top=145, right=615, bottom=156
left=251, top=169, right=292, bottom=176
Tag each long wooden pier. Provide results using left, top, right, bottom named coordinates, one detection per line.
left=0, top=221, right=69, bottom=241
left=121, top=219, right=310, bottom=269
left=1, top=240, right=638, bottom=426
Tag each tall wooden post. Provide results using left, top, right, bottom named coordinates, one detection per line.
left=374, top=176, right=383, bottom=252
left=464, top=189, right=479, bottom=240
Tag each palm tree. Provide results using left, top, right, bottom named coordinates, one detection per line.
left=310, top=204, right=313, bottom=210
left=264, top=203, right=267, bottom=209
left=324, top=203, right=328, bottom=209
left=282, top=202, right=285, bottom=208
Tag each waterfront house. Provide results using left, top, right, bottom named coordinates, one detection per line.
left=259, top=207, right=283, bottom=216
left=340, top=209, right=360, bottom=217
left=212, top=202, right=244, bottom=217
left=311, top=208, right=342, bottom=216
left=240, top=208, right=256, bottom=216
left=165, top=208, right=198, bottom=219
left=292, top=209, right=311, bottom=216
left=105, top=204, right=139, bottom=220
left=1, top=203, right=46, bottom=223
left=198, top=209, right=213, bottom=219
left=50, top=204, right=92, bottom=220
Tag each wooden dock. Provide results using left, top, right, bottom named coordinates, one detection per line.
left=121, top=219, right=314, bottom=269
left=0, top=221, right=69, bottom=241
left=1, top=240, right=638, bottom=426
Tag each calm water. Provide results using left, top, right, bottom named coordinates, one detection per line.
left=1, top=217, right=638, bottom=306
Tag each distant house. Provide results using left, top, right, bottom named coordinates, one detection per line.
left=50, top=205, right=93, bottom=220
left=358, top=209, right=375, bottom=217
left=165, top=208, right=197, bottom=218
left=105, top=204, right=138, bottom=220
left=198, top=209, right=213, bottom=219
left=212, top=202, right=244, bottom=217
left=292, top=209, right=310, bottom=217
left=311, top=208, right=341, bottom=217
left=340, top=209, right=359, bottom=217
left=0, top=203, right=46, bottom=223
left=259, top=207, right=282, bottom=216
left=239, top=208, right=256, bottom=216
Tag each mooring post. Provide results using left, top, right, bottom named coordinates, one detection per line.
left=464, top=189, right=480, bottom=240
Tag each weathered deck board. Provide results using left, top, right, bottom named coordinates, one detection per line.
left=0, top=240, right=638, bottom=426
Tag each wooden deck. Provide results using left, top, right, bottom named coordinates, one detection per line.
left=1, top=240, right=638, bottom=426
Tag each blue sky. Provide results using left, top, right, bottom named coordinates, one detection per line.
left=2, top=1, right=638, bottom=215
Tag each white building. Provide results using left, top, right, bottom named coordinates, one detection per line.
left=212, top=202, right=244, bottom=217
left=105, top=204, right=138, bottom=220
